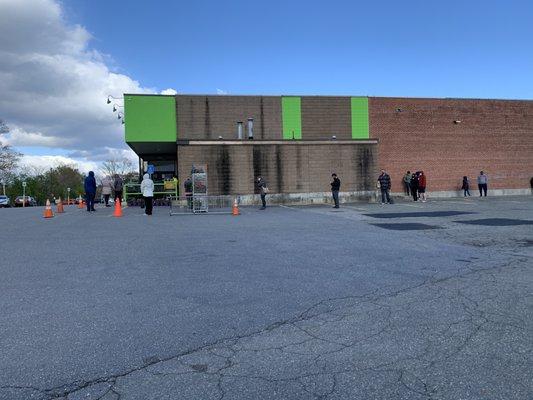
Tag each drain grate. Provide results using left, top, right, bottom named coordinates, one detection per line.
left=364, top=211, right=474, bottom=219
left=371, top=223, right=441, bottom=231
left=456, top=218, right=533, bottom=227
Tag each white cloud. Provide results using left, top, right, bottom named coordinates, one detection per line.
left=0, top=0, right=161, bottom=169
left=161, top=88, right=178, bottom=95
left=216, top=88, right=228, bottom=95
left=19, top=155, right=99, bottom=175
left=4, top=126, right=67, bottom=147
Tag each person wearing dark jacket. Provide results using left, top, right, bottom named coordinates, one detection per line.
left=84, top=171, right=97, bottom=212
left=331, top=173, right=341, bottom=208
left=462, top=176, right=471, bottom=197
left=113, top=174, right=124, bottom=203
left=377, top=170, right=392, bottom=204
left=256, top=176, right=268, bottom=210
left=410, top=173, right=419, bottom=201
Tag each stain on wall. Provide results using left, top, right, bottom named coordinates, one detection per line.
left=178, top=143, right=378, bottom=196
left=216, top=146, right=231, bottom=195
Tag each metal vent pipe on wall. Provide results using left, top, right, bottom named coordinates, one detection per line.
left=247, top=118, right=254, bottom=140
left=237, top=121, right=243, bottom=139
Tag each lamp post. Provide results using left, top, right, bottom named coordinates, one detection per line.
left=1, top=178, right=5, bottom=196
left=67, top=187, right=71, bottom=205
left=106, top=95, right=123, bottom=104
left=117, top=111, right=125, bottom=125
left=22, top=181, right=26, bottom=208
left=112, top=103, right=123, bottom=112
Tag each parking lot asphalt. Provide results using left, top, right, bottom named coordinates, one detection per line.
left=0, top=195, right=532, bottom=400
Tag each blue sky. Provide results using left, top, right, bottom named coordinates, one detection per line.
left=65, top=0, right=533, bottom=99
left=1, top=0, right=532, bottom=169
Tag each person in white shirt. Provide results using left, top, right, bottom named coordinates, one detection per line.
left=477, top=171, right=488, bottom=197
left=140, top=173, right=154, bottom=215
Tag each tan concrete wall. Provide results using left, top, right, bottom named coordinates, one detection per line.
left=177, top=142, right=378, bottom=196
left=301, top=96, right=352, bottom=140
left=176, top=95, right=282, bottom=140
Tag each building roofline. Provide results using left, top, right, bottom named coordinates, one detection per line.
left=123, top=93, right=533, bottom=102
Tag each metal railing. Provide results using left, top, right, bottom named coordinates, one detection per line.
left=169, top=195, right=234, bottom=215
left=124, top=181, right=178, bottom=204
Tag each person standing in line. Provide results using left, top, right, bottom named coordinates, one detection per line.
left=84, top=171, right=97, bottom=212
left=403, top=171, right=411, bottom=196
left=410, top=172, right=419, bottom=201
left=113, top=174, right=124, bottom=203
left=101, top=175, right=113, bottom=207
left=331, top=173, right=341, bottom=208
left=140, top=173, right=154, bottom=216
left=462, top=176, right=471, bottom=197
left=377, top=169, right=392, bottom=204
left=256, top=176, right=268, bottom=210
left=418, top=171, right=427, bottom=202
left=477, top=171, right=488, bottom=197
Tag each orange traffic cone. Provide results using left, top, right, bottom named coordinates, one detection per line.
left=77, top=196, right=84, bottom=209
left=113, top=198, right=123, bottom=217
left=56, top=197, right=64, bottom=213
left=43, top=199, right=54, bottom=218
left=232, top=198, right=240, bottom=216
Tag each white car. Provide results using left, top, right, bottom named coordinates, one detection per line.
left=0, top=195, right=11, bottom=207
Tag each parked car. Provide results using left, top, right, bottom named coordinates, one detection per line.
left=0, top=195, right=11, bottom=207
left=14, top=196, right=37, bottom=207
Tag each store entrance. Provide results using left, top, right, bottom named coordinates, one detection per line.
left=142, top=159, right=176, bottom=181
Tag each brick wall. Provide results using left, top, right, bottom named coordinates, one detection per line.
left=176, top=95, right=282, bottom=140
left=177, top=142, right=378, bottom=195
left=370, top=97, right=533, bottom=192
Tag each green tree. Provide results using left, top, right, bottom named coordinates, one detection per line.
left=0, top=119, right=22, bottom=183
left=6, top=164, right=84, bottom=206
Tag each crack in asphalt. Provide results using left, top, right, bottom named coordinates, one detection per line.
left=2, top=254, right=530, bottom=400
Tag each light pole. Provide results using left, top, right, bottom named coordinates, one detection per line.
left=22, top=181, right=26, bottom=208
left=67, top=187, right=71, bottom=205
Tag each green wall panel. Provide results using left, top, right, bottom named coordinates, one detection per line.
left=282, top=97, right=302, bottom=140
left=351, top=97, right=369, bottom=139
left=125, top=95, right=177, bottom=142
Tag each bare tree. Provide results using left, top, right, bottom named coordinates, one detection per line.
left=99, top=157, right=136, bottom=178
left=0, top=119, right=22, bottom=181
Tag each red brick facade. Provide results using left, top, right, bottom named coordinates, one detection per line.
left=370, top=97, right=533, bottom=192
